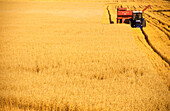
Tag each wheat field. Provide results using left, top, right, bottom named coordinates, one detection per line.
left=0, top=0, right=169, bottom=111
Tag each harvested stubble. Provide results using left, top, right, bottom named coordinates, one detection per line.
left=107, top=0, right=170, bottom=87
left=0, top=1, right=169, bottom=111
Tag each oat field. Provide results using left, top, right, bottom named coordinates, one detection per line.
left=0, top=0, right=169, bottom=111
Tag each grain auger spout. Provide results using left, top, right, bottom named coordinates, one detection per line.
left=142, top=5, right=151, bottom=12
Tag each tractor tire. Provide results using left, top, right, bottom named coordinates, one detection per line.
left=143, top=20, right=146, bottom=27
left=129, top=20, right=132, bottom=27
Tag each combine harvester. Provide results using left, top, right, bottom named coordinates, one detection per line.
left=116, top=5, right=151, bottom=29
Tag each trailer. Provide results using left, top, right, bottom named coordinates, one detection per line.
left=117, top=8, right=132, bottom=24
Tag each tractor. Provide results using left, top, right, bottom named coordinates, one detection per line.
left=129, top=5, right=151, bottom=29
left=129, top=11, right=146, bottom=28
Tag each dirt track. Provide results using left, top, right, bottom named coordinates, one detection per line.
left=0, top=0, right=169, bottom=110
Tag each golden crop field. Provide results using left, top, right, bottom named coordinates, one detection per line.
left=0, top=0, right=169, bottom=111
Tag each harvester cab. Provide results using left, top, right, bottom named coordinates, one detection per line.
left=129, top=5, right=151, bottom=29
